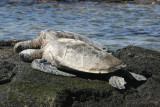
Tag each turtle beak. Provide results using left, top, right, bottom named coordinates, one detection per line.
left=14, top=43, right=22, bottom=53
left=14, top=44, right=18, bottom=53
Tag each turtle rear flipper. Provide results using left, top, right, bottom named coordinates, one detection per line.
left=109, top=76, right=126, bottom=89
left=31, top=59, right=76, bottom=77
left=121, top=70, right=147, bottom=81
left=129, top=72, right=146, bottom=81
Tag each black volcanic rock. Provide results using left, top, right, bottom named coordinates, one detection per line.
left=0, top=40, right=160, bottom=107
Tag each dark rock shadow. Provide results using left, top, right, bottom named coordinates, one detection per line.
left=0, top=61, right=16, bottom=85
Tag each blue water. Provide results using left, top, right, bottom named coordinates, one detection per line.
left=0, top=0, right=160, bottom=51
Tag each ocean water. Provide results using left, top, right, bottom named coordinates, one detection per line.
left=0, top=0, right=160, bottom=51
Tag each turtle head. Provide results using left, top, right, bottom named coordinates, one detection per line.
left=14, top=41, right=31, bottom=53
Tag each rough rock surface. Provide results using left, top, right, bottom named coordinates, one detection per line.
left=0, top=40, right=160, bottom=107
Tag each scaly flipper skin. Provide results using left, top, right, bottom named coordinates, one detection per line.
left=129, top=72, right=146, bottom=81
left=109, top=76, right=126, bottom=89
left=121, top=70, right=147, bottom=81
left=108, top=71, right=147, bottom=89
left=32, top=59, right=76, bottom=77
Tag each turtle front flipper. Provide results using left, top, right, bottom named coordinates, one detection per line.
left=31, top=59, right=76, bottom=77
left=109, top=76, right=126, bottom=89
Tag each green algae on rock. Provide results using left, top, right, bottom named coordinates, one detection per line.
left=0, top=40, right=113, bottom=106
left=0, top=40, right=160, bottom=107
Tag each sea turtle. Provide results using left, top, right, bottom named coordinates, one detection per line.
left=14, top=30, right=146, bottom=89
